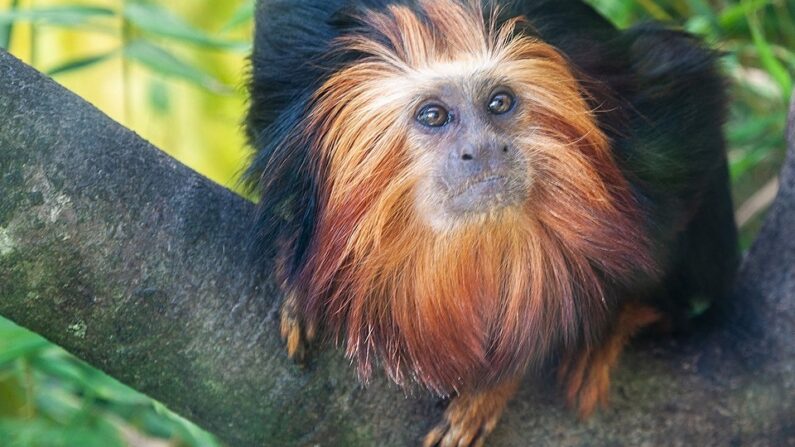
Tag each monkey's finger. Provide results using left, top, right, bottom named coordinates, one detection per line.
left=305, top=318, right=318, bottom=342
left=470, top=433, right=487, bottom=447
left=280, top=308, right=308, bottom=363
left=285, top=323, right=305, bottom=360
left=563, top=350, right=591, bottom=406
left=423, top=424, right=448, bottom=447
left=452, top=426, right=478, bottom=447
left=279, top=313, right=293, bottom=340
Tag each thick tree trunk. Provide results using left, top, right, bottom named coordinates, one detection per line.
left=0, top=49, right=793, bottom=446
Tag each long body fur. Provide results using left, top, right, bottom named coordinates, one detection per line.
left=246, top=0, right=738, bottom=442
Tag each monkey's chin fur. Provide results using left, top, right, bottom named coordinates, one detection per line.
left=297, top=199, right=648, bottom=395
left=424, top=195, right=525, bottom=234
left=431, top=175, right=530, bottom=230
left=286, top=0, right=655, bottom=395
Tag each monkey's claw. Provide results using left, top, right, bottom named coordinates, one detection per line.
left=279, top=293, right=315, bottom=364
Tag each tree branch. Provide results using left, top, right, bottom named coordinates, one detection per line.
left=0, top=49, right=792, bottom=446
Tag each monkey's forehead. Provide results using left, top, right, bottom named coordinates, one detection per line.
left=366, top=55, right=547, bottom=106
left=404, top=56, right=502, bottom=79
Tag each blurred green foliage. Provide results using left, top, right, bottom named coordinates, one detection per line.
left=0, top=318, right=220, bottom=447
left=0, top=1, right=251, bottom=85
left=0, top=0, right=792, bottom=446
left=1, top=0, right=255, bottom=189
left=586, top=0, right=794, bottom=247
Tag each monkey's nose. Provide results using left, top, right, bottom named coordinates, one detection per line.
left=459, top=143, right=509, bottom=160
left=456, top=143, right=512, bottom=177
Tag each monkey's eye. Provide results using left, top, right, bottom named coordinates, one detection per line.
left=416, top=104, right=450, bottom=128
left=487, top=92, right=515, bottom=115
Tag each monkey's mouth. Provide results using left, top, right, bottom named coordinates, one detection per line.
left=452, top=174, right=507, bottom=196
left=446, top=173, right=523, bottom=214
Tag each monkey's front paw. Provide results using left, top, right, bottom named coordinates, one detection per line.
left=422, top=395, right=506, bottom=447
left=423, top=378, right=520, bottom=447
left=279, top=293, right=316, bottom=364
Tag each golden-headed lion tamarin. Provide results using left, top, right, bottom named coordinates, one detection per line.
left=245, top=0, right=739, bottom=445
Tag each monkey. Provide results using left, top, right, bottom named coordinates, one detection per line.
left=244, top=0, right=739, bottom=445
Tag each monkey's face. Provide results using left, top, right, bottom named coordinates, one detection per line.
left=408, top=77, right=530, bottom=227
left=305, top=0, right=619, bottom=236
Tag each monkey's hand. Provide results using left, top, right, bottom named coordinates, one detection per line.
left=279, top=291, right=316, bottom=364
left=559, top=302, right=660, bottom=418
left=423, top=376, right=521, bottom=447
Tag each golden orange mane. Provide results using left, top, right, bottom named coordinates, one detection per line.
left=290, top=0, right=654, bottom=394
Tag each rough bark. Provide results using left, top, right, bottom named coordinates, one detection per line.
left=0, top=49, right=793, bottom=446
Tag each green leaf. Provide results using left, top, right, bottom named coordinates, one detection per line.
left=635, top=0, right=672, bottom=21
left=34, top=385, right=85, bottom=423
left=123, top=3, right=248, bottom=51
left=0, top=375, right=26, bottom=417
left=0, top=5, right=116, bottom=29
left=0, top=418, right=125, bottom=447
left=123, top=40, right=229, bottom=93
left=30, top=353, right=149, bottom=405
left=719, top=0, right=771, bottom=30
left=156, top=405, right=219, bottom=447
left=0, top=334, right=48, bottom=366
left=0, top=317, right=21, bottom=330
left=221, top=0, right=255, bottom=32
left=585, top=0, right=637, bottom=28
left=774, top=2, right=795, bottom=46
left=773, top=44, right=795, bottom=72
left=46, top=50, right=118, bottom=76
left=727, top=113, right=782, bottom=143
left=730, top=144, right=776, bottom=179
left=80, top=368, right=149, bottom=404
left=146, top=79, right=171, bottom=114
left=684, top=0, right=725, bottom=39
left=29, top=354, right=87, bottom=387
left=0, top=0, right=21, bottom=49
left=685, top=15, right=713, bottom=37
left=744, top=0, right=793, bottom=98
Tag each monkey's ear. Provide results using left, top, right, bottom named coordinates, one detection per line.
left=243, top=96, right=319, bottom=282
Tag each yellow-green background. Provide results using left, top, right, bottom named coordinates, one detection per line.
left=0, top=0, right=793, bottom=445
left=3, top=0, right=253, bottom=190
